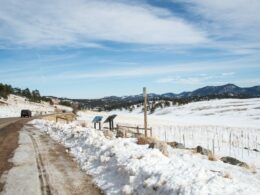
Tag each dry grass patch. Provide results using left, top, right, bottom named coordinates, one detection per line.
left=137, top=135, right=156, bottom=145
left=223, top=172, right=232, bottom=179
left=208, top=153, right=217, bottom=161
left=249, top=164, right=257, bottom=174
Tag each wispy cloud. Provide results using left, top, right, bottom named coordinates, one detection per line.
left=0, top=0, right=207, bottom=48
left=2, top=59, right=259, bottom=83
left=173, top=0, right=260, bottom=53
left=221, top=72, right=235, bottom=76
left=155, top=74, right=260, bottom=87
left=47, top=61, right=259, bottom=80
left=156, top=71, right=236, bottom=85
left=155, top=75, right=213, bottom=85
left=156, top=77, right=176, bottom=84
left=1, top=0, right=259, bottom=55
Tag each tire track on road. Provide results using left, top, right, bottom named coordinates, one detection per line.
left=28, top=133, right=52, bottom=195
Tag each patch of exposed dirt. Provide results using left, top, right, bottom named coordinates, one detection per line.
left=0, top=119, right=31, bottom=192
left=27, top=125, right=103, bottom=195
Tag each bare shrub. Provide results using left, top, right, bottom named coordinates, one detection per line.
left=137, top=135, right=155, bottom=145
left=208, top=153, right=217, bottom=161
left=250, top=164, right=257, bottom=174
left=223, top=172, right=232, bottom=179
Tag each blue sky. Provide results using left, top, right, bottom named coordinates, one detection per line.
left=0, top=0, right=259, bottom=98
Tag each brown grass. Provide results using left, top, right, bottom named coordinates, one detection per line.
left=208, top=153, right=217, bottom=161
left=136, top=135, right=155, bottom=145
left=223, top=172, right=232, bottom=179
left=249, top=164, right=257, bottom=174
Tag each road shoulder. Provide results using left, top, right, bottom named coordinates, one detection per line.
left=0, top=119, right=29, bottom=192
left=1, top=123, right=102, bottom=195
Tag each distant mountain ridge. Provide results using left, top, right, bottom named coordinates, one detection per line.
left=47, top=84, right=260, bottom=110
left=174, top=84, right=260, bottom=98
left=101, top=84, right=260, bottom=101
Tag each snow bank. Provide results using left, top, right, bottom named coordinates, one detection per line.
left=31, top=119, right=260, bottom=195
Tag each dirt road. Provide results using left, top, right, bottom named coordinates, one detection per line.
left=0, top=119, right=102, bottom=195
left=0, top=118, right=31, bottom=192
left=0, top=117, right=21, bottom=129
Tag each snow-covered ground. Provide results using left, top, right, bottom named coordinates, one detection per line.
left=0, top=94, right=72, bottom=117
left=32, top=119, right=260, bottom=195
left=78, top=98, right=260, bottom=168
left=2, top=96, right=259, bottom=194
left=111, top=98, right=260, bottom=128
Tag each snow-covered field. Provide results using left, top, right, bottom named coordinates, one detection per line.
left=2, top=96, right=259, bottom=194
left=0, top=95, right=71, bottom=117
left=78, top=98, right=260, bottom=168
left=32, top=119, right=260, bottom=195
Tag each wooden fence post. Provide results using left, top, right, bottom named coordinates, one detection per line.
left=125, top=129, right=128, bottom=138
left=116, top=124, right=119, bottom=134
left=143, top=87, right=148, bottom=137
left=212, top=139, right=215, bottom=156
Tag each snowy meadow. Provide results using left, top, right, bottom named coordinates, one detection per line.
left=79, top=98, right=260, bottom=168
left=27, top=98, right=260, bottom=194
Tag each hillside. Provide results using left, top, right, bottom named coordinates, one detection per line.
left=0, top=82, right=73, bottom=117
left=0, top=83, right=52, bottom=103
left=33, top=97, right=260, bottom=194
left=109, top=98, right=260, bottom=128
left=178, top=84, right=260, bottom=98
left=71, top=84, right=260, bottom=111
left=0, top=94, right=72, bottom=117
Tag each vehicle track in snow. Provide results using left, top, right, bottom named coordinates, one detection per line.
left=28, top=133, right=52, bottom=195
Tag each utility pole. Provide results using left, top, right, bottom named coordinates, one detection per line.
left=143, top=87, right=148, bottom=137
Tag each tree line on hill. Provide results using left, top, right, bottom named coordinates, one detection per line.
left=76, top=92, right=255, bottom=113
left=0, top=83, right=53, bottom=104
left=59, top=100, right=73, bottom=107
left=75, top=83, right=260, bottom=112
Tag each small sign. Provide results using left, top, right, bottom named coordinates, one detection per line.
left=104, top=114, right=117, bottom=123
left=92, top=116, right=103, bottom=123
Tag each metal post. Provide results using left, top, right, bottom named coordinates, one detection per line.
left=109, top=121, right=111, bottom=130
left=143, top=87, right=148, bottom=137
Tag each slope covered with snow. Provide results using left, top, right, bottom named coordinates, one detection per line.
left=32, top=119, right=260, bottom=195
left=109, top=98, right=260, bottom=128
left=78, top=98, right=260, bottom=168
left=0, top=94, right=72, bottom=117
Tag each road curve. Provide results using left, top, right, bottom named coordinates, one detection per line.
left=0, top=117, right=21, bottom=129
